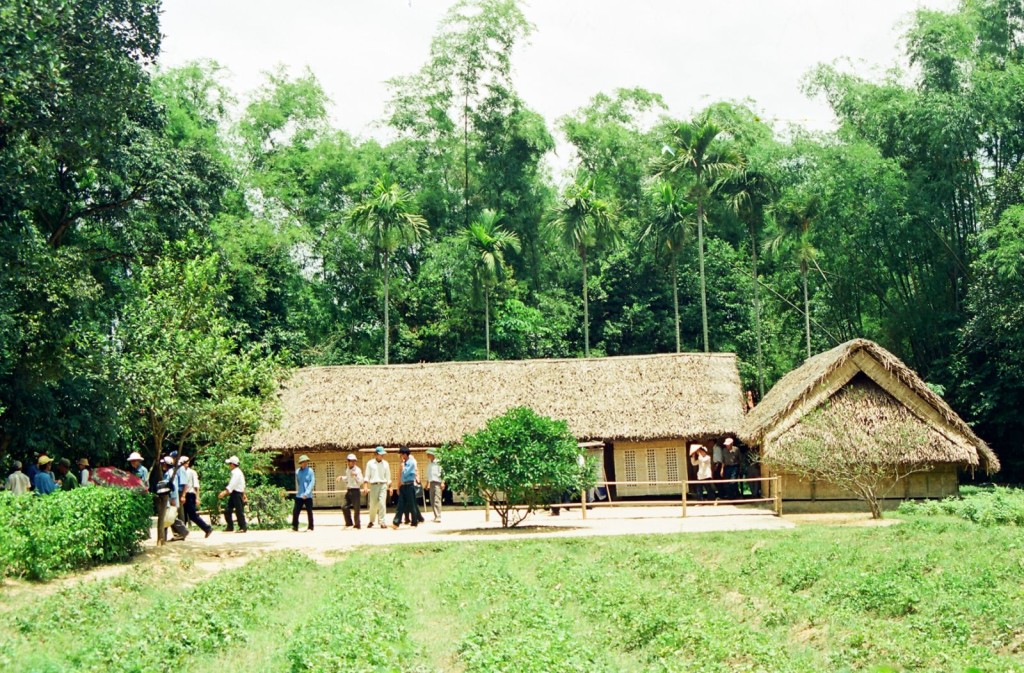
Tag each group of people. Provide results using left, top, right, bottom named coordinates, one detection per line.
left=4, top=453, right=94, bottom=495
left=290, top=446, right=444, bottom=532
left=156, top=452, right=250, bottom=541
left=689, top=437, right=761, bottom=501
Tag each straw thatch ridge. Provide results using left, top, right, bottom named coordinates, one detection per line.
left=740, top=338, right=999, bottom=473
left=256, top=352, right=746, bottom=452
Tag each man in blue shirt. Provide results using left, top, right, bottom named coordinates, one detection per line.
left=33, top=456, right=58, bottom=495
left=391, top=446, right=422, bottom=529
left=292, top=454, right=315, bottom=532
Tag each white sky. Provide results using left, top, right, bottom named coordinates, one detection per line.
left=160, top=0, right=956, bottom=150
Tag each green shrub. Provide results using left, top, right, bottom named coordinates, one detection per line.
left=0, top=488, right=152, bottom=580
left=898, top=486, right=1024, bottom=526
left=246, top=484, right=291, bottom=529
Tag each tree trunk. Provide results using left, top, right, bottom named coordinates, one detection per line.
left=672, top=257, right=680, bottom=353
left=582, top=248, right=590, bottom=358
left=802, top=263, right=811, bottom=359
left=752, top=233, right=764, bottom=397
left=485, top=290, right=490, bottom=360
left=384, top=251, right=390, bottom=365
left=697, top=197, right=709, bottom=353
left=464, top=91, right=470, bottom=230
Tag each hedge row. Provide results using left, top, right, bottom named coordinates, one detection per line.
left=0, top=487, right=152, bottom=580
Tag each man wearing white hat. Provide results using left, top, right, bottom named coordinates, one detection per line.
left=179, top=456, right=212, bottom=538
left=363, top=446, right=391, bottom=528
left=335, top=453, right=364, bottom=529
left=162, top=455, right=189, bottom=541
left=218, top=456, right=247, bottom=533
left=425, top=449, right=444, bottom=523
left=127, top=451, right=149, bottom=486
left=292, top=454, right=315, bottom=532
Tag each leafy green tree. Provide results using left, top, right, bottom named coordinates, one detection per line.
left=641, top=181, right=694, bottom=352
left=115, top=247, right=282, bottom=466
left=769, top=191, right=822, bottom=359
left=654, top=113, right=745, bottom=352
left=550, top=174, right=617, bottom=357
left=440, top=407, right=593, bottom=527
left=461, top=209, right=521, bottom=359
left=348, top=179, right=428, bottom=364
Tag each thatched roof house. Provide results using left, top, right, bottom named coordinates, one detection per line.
left=741, top=339, right=997, bottom=505
left=256, top=353, right=746, bottom=504
left=258, top=352, right=745, bottom=452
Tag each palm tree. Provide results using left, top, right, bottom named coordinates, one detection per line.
left=723, top=166, right=778, bottom=396
left=768, top=191, right=822, bottom=359
left=550, top=174, right=617, bottom=357
left=348, top=178, right=428, bottom=365
left=654, top=113, right=745, bottom=352
left=461, top=209, right=521, bottom=359
left=642, top=180, right=695, bottom=353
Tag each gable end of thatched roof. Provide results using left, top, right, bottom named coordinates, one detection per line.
left=740, top=339, right=999, bottom=473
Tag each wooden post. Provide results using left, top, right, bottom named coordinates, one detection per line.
left=581, top=490, right=587, bottom=520
left=484, top=497, right=490, bottom=522
left=681, top=480, right=688, bottom=518
left=773, top=477, right=782, bottom=516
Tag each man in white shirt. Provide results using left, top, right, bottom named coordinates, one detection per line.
left=179, top=456, right=212, bottom=538
left=336, top=453, right=363, bottom=529
left=362, top=446, right=391, bottom=528
left=218, top=456, right=247, bottom=533
left=425, top=449, right=444, bottom=523
left=5, top=461, right=30, bottom=495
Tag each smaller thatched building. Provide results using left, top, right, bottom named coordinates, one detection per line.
left=256, top=353, right=746, bottom=507
left=741, top=339, right=998, bottom=506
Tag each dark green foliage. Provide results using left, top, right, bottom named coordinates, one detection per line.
left=898, top=486, right=1024, bottom=525
left=0, top=488, right=151, bottom=580
left=441, top=407, right=594, bottom=527
left=245, top=485, right=291, bottom=530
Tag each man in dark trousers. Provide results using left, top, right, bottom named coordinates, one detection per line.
left=391, top=446, right=421, bottom=529
left=179, top=455, right=213, bottom=538
left=218, top=455, right=247, bottom=533
left=292, top=454, right=315, bottom=531
left=335, top=453, right=363, bottom=529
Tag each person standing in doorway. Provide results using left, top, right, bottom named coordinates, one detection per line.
left=5, top=461, right=30, bottom=495
left=690, top=444, right=713, bottom=501
left=391, top=446, right=421, bottom=529
left=335, top=453, right=363, bottom=529
left=179, top=456, right=213, bottom=538
left=425, top=449, right=444, bottom=523
left=218, top=456, right=247, bottom=533
left=363, top=446, right=391, bottom=528
left=292, top=455, right=315, bottom=532
left=721, top=437, right=741, bottom=499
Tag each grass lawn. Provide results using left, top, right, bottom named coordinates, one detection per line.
left=1, top=515, right=1021, bottom=672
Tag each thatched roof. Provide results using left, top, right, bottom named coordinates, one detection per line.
left=256, top=353, right=745, bottom=452
left=740, top=339, right=998, bottom=473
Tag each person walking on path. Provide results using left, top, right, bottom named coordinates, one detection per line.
left=127, top=451, right=149, bottom=486
left=162, top=456, right=190, bottom=542
left=77, top=458, right=92, bottom=486
left=336, top=453, right=363, bottom=529
left=690, top=444, right=714, bottom=501
left=219, top=456, right=248, bottom=533
left=363, top=447, right=391, bottom=528
left=6, top=461, right=30, bottom=495
left=179, top=456, right=213, bottom=538
left=33, top=456, right=58, bottom=495
left=292, top=455, right=315, bottom=532
left=426, top=449, right=444, bottom=523
left=391, top=446, right=421, bottom=529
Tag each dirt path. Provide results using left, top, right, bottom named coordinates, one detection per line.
left=1, top=504, right=794, bottom=599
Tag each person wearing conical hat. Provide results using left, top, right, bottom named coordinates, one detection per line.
left=292, top=455, right=315, bottom=532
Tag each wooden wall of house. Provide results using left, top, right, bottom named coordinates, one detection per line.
left=768, top=464, right=959, bottom=501
left=611, top=439, right=689, bottom=496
